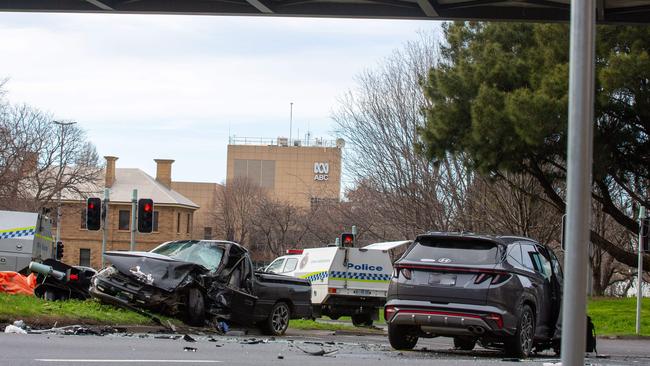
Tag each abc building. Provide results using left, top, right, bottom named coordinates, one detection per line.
left=226, top=137, right=343, bottom=208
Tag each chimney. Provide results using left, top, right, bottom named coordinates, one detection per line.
left=104, top=156, right=118, bottom=188
left=154, top=159, right=174, bottom=188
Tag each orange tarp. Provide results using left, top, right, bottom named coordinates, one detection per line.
left=0, top=272, right=36, bottom=296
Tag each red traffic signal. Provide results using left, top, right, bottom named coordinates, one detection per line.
left=86, top=197, right=102, bottom=231
left=138, top=198, right=154, bottom=233
left=341, top=233, right=355, bottom=247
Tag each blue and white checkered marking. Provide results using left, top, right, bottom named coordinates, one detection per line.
left=330, top=271, right=391, bottom=282
left=0, top=228, right=36, bottom=240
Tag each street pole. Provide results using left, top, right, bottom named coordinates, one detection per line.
left=561, top=1, right=595, bottom=366
left=52, top=120, right=76, bottom=249
left=636, top=206, right=646, bottom=335
left=101, top=188, right=109, bottom=268
left=130, top=189, right=137, bottom=251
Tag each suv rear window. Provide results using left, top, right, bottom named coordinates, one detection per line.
left=405, top=238, right=500, bottom=265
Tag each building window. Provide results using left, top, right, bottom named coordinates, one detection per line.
left=79, top=248, right=91, bottom=267
left=204, top=227, right=213, bottom=240
left=186, top=213, right=191, bottom=234
left=153, top=211, right=159, bottom=232
left=118, top=210, right=130, bottom=231
left=80, top=209, right=86, bottom=229
left=233, top=159, right=275, bottom=188
left=177, top=212, right=181, bottom=233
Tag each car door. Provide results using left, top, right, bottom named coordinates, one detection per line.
left=520, top=243, right=550, bottom=338
left=537, top=245, right=562, bottom=334
left=228, top=258, right=258, bottom=325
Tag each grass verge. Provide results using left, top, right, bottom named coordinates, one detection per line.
left=0, top=293, right=172, bottom=327
left=588, top=297, right=650, bottom=337
left=2, top=293, right=646, bottom=336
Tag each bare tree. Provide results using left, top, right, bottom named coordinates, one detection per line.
left=0, top=85, right=102, bottom=211
left=214, top=177, right=264, bottom=245
left=333, top=31, right=476, bottom=238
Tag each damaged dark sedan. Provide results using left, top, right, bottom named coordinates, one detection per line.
left=90, top=240, right=312, bottom=335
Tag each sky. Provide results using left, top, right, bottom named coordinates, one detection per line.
left=0, top=12, right=438, bottom=183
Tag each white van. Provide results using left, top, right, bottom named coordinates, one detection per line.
left=0, top=210, right=54, bottom=273
left=265, top=241, right=411, bottom=326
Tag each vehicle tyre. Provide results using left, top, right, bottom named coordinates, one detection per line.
left=262, top=302, right=291, bottom=336
left=43, top=289, right=58, bottom=301
left=505, top=305, right=535, bottom=358
left=388, top=324, right=418, bottom=350
left=351, top=313, right=373, bottom=327
left=453, top=336, right=476, bottom=351
left=185, top=287, right=205, bottom=326
left=328, top=314, right=340, bottom=320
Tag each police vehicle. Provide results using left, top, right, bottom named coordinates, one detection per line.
left=264, top=240, right=410, bottom=326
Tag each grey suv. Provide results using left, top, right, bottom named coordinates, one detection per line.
left=385, top=232, right=562, bottom=357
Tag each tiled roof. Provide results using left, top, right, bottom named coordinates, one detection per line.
left=62, top=168, right=199, bottom=209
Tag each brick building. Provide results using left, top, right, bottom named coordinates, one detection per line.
left=226, top=137, right=343, bottom=208
left=55, top=157, right=199, bottom=269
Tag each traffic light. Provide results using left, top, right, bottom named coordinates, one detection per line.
left=641, top=218, right=649, bottom=253
left=341, top=232, right=355, bottom=247
left=55, top=241, right=64, bottom=260
left=138, top=198, right=154, bottom=233
left=86, top=197, right=102, bottom=231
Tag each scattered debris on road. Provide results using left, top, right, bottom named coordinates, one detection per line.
left=183, top=346, right=198, bottom=352
left=183, top=334, right=197, bottom=342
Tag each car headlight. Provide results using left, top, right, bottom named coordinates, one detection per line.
left=97, top=266, right=118, bottom=278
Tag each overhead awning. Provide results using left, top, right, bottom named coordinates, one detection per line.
left=0, top=0, right=649, bottom=23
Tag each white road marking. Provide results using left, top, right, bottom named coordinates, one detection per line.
left=35, top=360, right=221, bottom=363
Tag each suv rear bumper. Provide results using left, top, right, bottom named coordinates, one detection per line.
left=385, top=299, right=515, bottom=337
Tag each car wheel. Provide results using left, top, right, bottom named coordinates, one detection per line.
left=185, top=287, right=205, bottom=326
left=505, top=305, right=535, bottom=358
left=43, top=289, right=59, bottom=301
left=328, top=314, right=340, bottom=320
left=351, top=313, right=373, bottom=327
left=453, top=336, right=476, bottom=351
left=388, top=324, right=419, bottom=350
left=262, top=302, right=290, bottom=336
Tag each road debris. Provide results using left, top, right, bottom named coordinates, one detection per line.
left=240, top=338, right=268, bottom=345
left=4, top=324, right=27, bottom=334
left=295, top=345, right=339, bottom=357
left=183, top=347, right=198, bottom=352
left=183, top=334, right=197, bottom=342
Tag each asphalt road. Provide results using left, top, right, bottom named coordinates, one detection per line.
left=0, top=329, right=648, bottom=366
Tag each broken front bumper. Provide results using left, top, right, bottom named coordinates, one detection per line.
left=91, top=269, right=179, bottom=312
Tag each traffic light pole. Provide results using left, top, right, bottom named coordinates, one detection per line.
left=636, top=206, right=646, bottom=335
left=101, top=188, right=109, bottom=268
left=130, top=189, right=137, bottom=251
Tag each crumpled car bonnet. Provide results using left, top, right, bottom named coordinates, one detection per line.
left=104, top=251, right=205, bottom=292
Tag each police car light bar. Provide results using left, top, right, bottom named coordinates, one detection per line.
left=286, top=249, right=304, bottom=255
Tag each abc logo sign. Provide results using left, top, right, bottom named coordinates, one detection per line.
left=313, top=162, right=329, bottom=181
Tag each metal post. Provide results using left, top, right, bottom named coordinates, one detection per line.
left=101, top=188, right=109, bottom=267
left=52, top=120, right=76, bottom=247
left=561, top=1, right=595, bottom=365
left=289, top=102, right=293, bottom=144
left=130, top=189, right=137, bottom=251
left=636, top=206, right=646, bottom=334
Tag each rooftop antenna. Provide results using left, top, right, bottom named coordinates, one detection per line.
left=289, top=102, right=294, bottom=143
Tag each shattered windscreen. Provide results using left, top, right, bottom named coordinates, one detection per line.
left=151, top=241, right=224, bottom=271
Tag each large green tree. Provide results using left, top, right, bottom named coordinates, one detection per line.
left=420, top=22, right=650, bottom=268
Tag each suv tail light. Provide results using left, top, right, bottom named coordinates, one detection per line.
left=384, top=305, right=398, bottom=322
left=474, top=272, right=510, bottom=285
